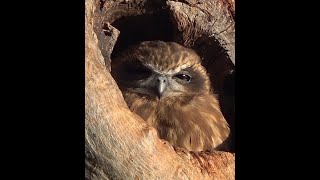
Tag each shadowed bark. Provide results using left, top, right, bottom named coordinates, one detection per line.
left=85, top=0, right=235, bottom=179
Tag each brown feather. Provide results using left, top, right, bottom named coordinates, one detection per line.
left=123, top=90, right=230, bottom=151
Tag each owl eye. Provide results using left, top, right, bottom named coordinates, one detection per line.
left=173, top=74, right=191, bottom=82
left=125, top=64, right=152, bottom=79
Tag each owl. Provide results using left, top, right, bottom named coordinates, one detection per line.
left=111, top=41, right=230, bottom=151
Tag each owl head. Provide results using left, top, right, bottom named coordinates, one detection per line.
left=111, top=41, right=212, bottom=101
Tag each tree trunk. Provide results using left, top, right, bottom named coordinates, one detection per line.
left=85, top=0, right=235, bottom=179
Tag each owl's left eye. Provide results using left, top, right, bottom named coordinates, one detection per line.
left=173, top=74, right=191, bottom=82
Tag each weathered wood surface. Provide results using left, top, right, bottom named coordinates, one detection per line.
left=85, top=0, right=235, bottom=179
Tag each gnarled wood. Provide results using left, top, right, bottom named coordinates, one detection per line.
left=85, top=0, right=235, bottom=179
left=168, top=0, right=234, bottom=64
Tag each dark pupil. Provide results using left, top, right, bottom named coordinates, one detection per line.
left=175, top=74, right=191, bottom=82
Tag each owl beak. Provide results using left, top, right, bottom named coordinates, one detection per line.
left=156, top=76, right=168, bottom=98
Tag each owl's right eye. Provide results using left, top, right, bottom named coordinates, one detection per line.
left=125, top=64, right=152, bottom=79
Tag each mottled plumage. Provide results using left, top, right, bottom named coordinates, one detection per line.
left=111, top=41, right=230, bottom=151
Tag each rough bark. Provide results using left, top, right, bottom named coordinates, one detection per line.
left=85, top=0, right=235, bottom=179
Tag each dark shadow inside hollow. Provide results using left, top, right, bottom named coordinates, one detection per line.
left=110, top=10, right=176, bottom=59
left=108, top=10, right=235, bottom=153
